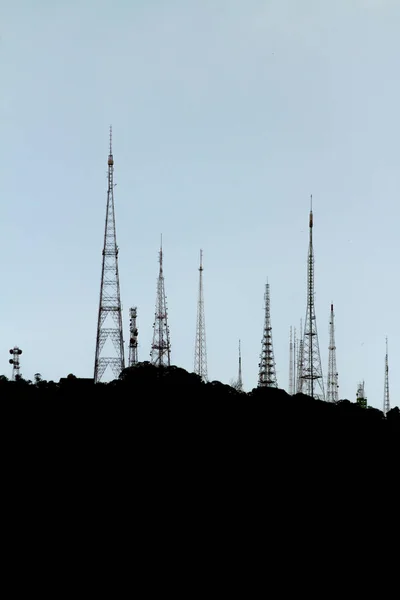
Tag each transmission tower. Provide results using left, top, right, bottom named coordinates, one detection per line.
left=128, top=307, right=138, bottom=367
left=299, top=197, right=325, bottom=401
left=94, top=127, right=125, bottom=383
left=289, top=327, right=294, bottom=394
left=383, top=337, right=390, bottom=416
left=150, top=236, right=171, bottom=367
left=327, top=303, right=339, bottom=403
left=9, top=346, right=22, bottom=381
left=296, top=319, right=304, bottom=393
left=258, top=281, right=278, bottom=388
left=237, top=339, right=243, bottom=391
left=194, top=249, right=207, bottom=380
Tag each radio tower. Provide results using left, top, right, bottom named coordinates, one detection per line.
left=258, top=281, right=278, bottom=388
left=237, top=339, right=243, bottom=391
left=194, top=249, right=208, bottom=381
left=327, top=303, right=339, bottom=402
left=289, top=327, right=294, bottom=394
left=299, top=197, right=325, bottom=401
left=94, top=127, right=125, bottom=383
left=383, top=337, right=390, bottom=416
left=128, top=307, right=138, bottom=367
left=150, top=236, right=171, bottom=367
left=296, top=319, right=304, bottom=393
left=9, top=346, right=22, bottom=381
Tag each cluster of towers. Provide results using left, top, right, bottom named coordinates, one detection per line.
left=94, top=128, right=208, bottom=385
left=93, top=130, right=391, bottom=416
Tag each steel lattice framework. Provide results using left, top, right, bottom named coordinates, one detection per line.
left=128, top=307, right=138, bottom=367
left=151, top=237, right=171, bottom=367
left=327, top=303, right=339, bottom=402
left=299, top=198, right=325, bottom=401
left=258, top=282, right=278, bottom=388
left=94, top=128, right=125, bottom=383
left=383, top=337, right=390, bottom=416
left=194, top=249, right=208, bottom=381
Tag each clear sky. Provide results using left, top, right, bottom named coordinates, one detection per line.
left=1, top=0, right=399, bottom=409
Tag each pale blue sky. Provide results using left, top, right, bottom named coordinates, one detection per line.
left=1, top=0, right=399, bottom=409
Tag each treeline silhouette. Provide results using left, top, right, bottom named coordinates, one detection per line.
left=2, top=362, right=398, bottom=442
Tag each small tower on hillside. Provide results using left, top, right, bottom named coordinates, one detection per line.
left=356, top=381, right=367, bottom=409
left=194, top=249, right=208, bottom=381
left=9, top=347, right=22, bottom=381
left=327, top=303, right=339, bottom=403
left=258, top=281, right=278, bottom=388
left=383, top=337, right=390, bottom=417
left=128, top=307, right=138, bottom=367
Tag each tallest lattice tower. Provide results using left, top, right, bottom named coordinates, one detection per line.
left=94, top=128, right=125, bottom=383
left=299, top=197, right=325, bottom=401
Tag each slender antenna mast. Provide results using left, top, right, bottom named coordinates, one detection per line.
left=194, top=249, right=208, bottom=380
left=289, top=327, right=294, bottom=394
left=237, top=339, right=243, bottom=391
left=293, top=326, right=297, bottom=394
left=383, top=337, right=390, bottom=416
left=327, top=303, right=339, bottom=402
left=299, top=196, right=325, bottom=400
left=296, top=319, right=304, bottom=393
left=150, top=235, right=171, bottom=367
left=128, top=307, right=138, bottom=367
left=258, top=281, right=278, bottom=387
left=94, top=127, right=125, bottom=383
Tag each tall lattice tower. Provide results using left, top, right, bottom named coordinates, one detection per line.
left=128, top=307, right=138, bottom=367
left=150, top=236, right=171, bottom=367
left=258, top=281, right=278, bottom=388
left=299, top=197, right=325, bottom=401
left=194, top=249, right=207, bottom=380
left=383, top=337, right=390, bottom=416
left=94, top=127, right=125, bottom=383
left=327, top=303, right=339, bottom=402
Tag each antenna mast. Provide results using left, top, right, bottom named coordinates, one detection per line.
left=237, top=339, right=243, bottom=391
left=296, top=319, right=303, bottom=393
left=383, top=337, right=390, bottom=416
left=289, top=327, right=294, bottom=394
left=151, top=236, right=171, bottom=367
left=299, top=196, right=325, bottom=400
left=194, top=249, right=208, bottom=380
left=258, top=281, right=278, bottom=388
left=327, top=303, right=339, bottom=402
left=128, top=307, right=138, bottom=367
left=94, top=127, right=125, bottom=383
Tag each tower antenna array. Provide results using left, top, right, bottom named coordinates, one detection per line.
left=299, top=196, right=325, bottom=400
left=258, top=281, right=278, bottom=387
left=194, top=249, right=208, bottom=381
left=128, top=307, right=138, bottom=367
left=327, top=303, right=339, bottom=402
left=151, top=235, right=171, bottom=367
left=94, top=127, right=125, bottom=383
left=383, top=337, right=390, bottom=416
left=237, top=339, right=243, bottom=391
left=9, top=346, right=22, bottom=381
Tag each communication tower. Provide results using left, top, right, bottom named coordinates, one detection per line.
left=383, top=337, right=390, bottom=416
left=327, top=303, right=339, bottom=402
left=128, top=307, right=138, bottom=367
left=150, top=236, right=171, bottom=367
left=299, top=197, right=325, bottom=400
left=258, top=281, right=278, bottom=388
left=194, top=249, right=208, bottom=381
left=9, top=346, right=22, bottom=381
